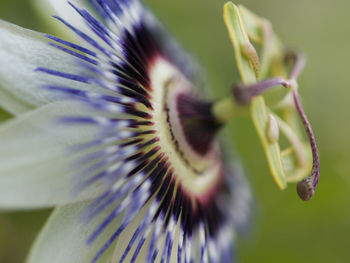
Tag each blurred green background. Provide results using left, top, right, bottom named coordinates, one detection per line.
left=0, top=0, right=349, bottom=262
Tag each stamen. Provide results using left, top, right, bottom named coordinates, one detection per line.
left=240, top=42, right=260, bottom=77
left=232, top=50, right=320, bottom=201
left=267, top=114, right=279, bottom=143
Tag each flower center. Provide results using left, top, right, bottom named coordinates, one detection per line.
left=148, top=57, right=224, bottom=199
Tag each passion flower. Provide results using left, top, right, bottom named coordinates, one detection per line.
left=0, top=1, right=252, bottom=262
left=0, top=1, right=319, bottom=262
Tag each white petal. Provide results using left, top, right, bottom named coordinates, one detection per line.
left=27, top=201, right=117, bottom=263
left=0, top=20, right=89, bottom=115
left=111, top=200, right=152, bottom=263
left=27, top=188, right=178, bottom=263
left=32, top=0, right=98, bottom=39
left=0, top=100, right=106, bottom=209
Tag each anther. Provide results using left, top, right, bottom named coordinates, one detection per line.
left=267, top=114, right=279, bottom=144
left=241, top=41, right=260, bottom=77
left=231, top=50, right=320, bottom=201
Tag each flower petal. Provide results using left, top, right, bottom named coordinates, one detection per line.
left=0, top=100, right=106, bottom=209
left=27, top=201, right=117, bottom=263
left=32, top=0, right=97, bottom=39
left=0, top=20, right=90, bottom=115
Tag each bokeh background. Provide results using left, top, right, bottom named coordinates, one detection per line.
left=0, top=0, right=349, bottom=262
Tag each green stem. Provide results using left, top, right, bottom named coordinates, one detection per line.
left=212, top=97, right=247, bottom=124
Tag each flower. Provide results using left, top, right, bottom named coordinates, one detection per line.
left=0, top=1, right=252, bottom=263
left=0, top=0, right=321, bottom=261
